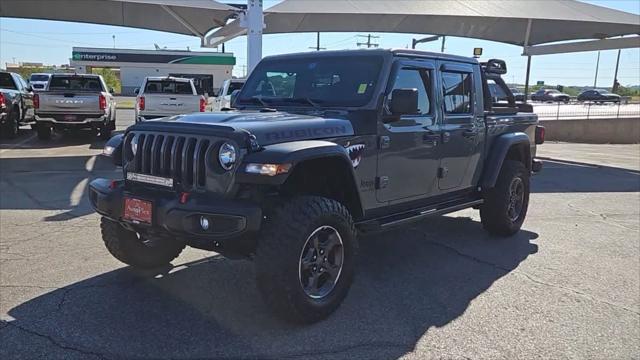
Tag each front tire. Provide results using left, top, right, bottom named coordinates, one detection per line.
left=100, top=217, right=185, bottom=269
left=255, top=196, right=357, bottom=324
left=480, top=160, right=530, bottom=236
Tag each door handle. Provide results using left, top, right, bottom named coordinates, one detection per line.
left=462, top=129, right=478, bottom=138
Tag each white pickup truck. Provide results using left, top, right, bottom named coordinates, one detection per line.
left=211, top=78, right=245, bottom=111
left=34, top=73, right=116, bottom=140
left=135, top=77, right=205, bottom=122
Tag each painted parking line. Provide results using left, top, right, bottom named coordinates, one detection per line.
left=0, top=133, right=37, bottom=154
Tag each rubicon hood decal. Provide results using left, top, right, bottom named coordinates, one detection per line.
left=346, top=143, right=365, bottom=168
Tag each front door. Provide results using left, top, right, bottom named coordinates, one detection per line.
left=437, top=62, right=484, bottom=191
left=376, top=59, right=440, bottom=202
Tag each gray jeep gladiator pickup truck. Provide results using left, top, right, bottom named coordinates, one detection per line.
left=89, top=49, right=544, bottom=323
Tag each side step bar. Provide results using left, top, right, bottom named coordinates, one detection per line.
left=356, top=199, right=484, bottom=232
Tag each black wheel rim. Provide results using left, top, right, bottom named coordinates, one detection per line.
left=298, top=226, right=344, bottom=299
left=507, top=177, right=525, bottom=222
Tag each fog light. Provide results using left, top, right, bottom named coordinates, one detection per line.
left=199, top=216, right=210, bottom=231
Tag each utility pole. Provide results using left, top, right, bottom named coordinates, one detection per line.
left=357, top=34, right=379, bottom=48
left=612, top=49, right=622, bottom=93
left=593, top=51, right=601, bottom=88
left=112, top=35, right=116, bottom=49
left=440, top=36, right=446, bottom=53
left=309, top=32, right=326, bottom=51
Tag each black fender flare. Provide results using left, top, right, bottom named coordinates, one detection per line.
left=481, top=132, right=531, bottom=189
left=237, top=140, right=357, bottom=186
left=103, top=133, right=124, bottom=166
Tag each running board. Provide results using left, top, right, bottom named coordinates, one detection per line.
left=356, top=199, right=484, bottom=232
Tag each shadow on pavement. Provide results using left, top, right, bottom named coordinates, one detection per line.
left=2, top=216, right=538, bottom=359
left=532, top=159, right=640, bottom=193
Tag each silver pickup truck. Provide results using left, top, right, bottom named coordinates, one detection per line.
left=34, top=74, right=116, bottom=140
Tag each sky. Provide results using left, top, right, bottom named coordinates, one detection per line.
left=0, top=0, right=639, bottom=87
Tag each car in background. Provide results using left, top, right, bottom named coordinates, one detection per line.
left=577, top=89, right=621, bottom=103
left=509, top=88, right=526, bottom=102
left=531, top=89, right=570, bottom=103
left=29, top=73, right=51, bottom=91
left=0, top=71, right=35, bottom=138
left=212, top=78, right=245, bottom=111
left=34, top=73, right=116, bottom=140
left=135, top=76, right=205, bottom=122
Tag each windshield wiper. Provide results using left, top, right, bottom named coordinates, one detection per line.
left=289, top=97, right=322, bottom=108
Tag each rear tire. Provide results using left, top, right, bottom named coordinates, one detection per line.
left=255, top=196, right=357, bottom=324
left=100, top=217, right=185, bottom=269
left=36, top=123, right=52, bottom=140
left=2, top=110, right=19, bottom=139
left=480, top=160, right=530, bottom=236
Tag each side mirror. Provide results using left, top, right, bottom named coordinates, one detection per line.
left=134, top=88, right=140, bottom=95
left=109, top=87, right=115, bottom=94
left=102, top=134, right=124, bottom=167
left=389, top=88, right=419, bottom=115
left=230, top=89, right=241, bottom=107
left=26, top=85, right=33, bottom=92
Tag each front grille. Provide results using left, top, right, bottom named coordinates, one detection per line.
left=124, top=132, right=212, bottom=190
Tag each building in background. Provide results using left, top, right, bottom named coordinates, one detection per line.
left=70, top=47, right=235, bottom=96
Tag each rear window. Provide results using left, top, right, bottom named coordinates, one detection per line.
left=228, top=81, right=244, bottom=93
left=30, top=74, right=50, bottom=82
left=49, top=76, right=104, bottom=91
left=0, top=73, right=17, bottom=90
left=144, top=81, right=193, bottom=94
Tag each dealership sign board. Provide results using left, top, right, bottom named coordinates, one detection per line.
left=72, top=51, right=235, bottom=65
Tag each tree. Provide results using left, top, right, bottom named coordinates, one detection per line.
left=92, top=68, right=121, bottom=94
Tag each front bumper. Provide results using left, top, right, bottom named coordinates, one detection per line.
left=88, top=178, right=262, bottom=241
left=532, top=159, right=543, bottom=173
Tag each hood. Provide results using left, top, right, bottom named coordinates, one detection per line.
left=142, top=111, right=354, bottom=146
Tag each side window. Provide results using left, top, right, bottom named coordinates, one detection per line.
left=442, top=71, right=473, bottom=114
left=389, top=67, right=431, bottom=115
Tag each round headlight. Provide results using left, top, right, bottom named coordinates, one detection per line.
left=218, top=142, right=237, bottom=170
left=130, top=135, right=139, bottom=156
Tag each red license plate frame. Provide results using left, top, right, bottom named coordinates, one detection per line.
left=123, top=197, right=153, bottom=224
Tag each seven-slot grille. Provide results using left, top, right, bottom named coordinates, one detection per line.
left=124, top=131, right=212, bottom=189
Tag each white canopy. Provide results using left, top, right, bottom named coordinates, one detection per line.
left=0, top=0, right=237, bottom=39
left=205, top=0, right=640, bottom=48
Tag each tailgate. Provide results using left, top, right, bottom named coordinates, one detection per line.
left=143, top=94, right=200, bottom=116
left=38, top=92, right=103, bottom=114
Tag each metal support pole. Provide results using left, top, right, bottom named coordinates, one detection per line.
left=593, top=51, right=600, bottom=88
left=316, top=32, right=320, bottom=51
left=524, top=55, right=532, bottom=103
left=613, top=49, right=621, bottom=93
left=246, top=0, right=264, bottom=75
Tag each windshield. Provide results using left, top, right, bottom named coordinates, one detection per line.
left=49, top=76, right=104, bottom=91
left=30, top=74, right=50, bottom=82
left=144, top=80, right=193, bottom=94
left=237, top=55, right=384, bottom=107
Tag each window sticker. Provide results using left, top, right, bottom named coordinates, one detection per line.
left=357, top=83, right=368, bottom=94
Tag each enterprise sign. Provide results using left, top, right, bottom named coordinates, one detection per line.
left=72, top=51, right=235, bottom=65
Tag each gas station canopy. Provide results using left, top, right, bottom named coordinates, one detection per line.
left=0, top=0, right=237, bottom=39
left=205, top=0, right=640, bottom=52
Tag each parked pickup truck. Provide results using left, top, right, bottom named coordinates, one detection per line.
left=90, top=49, right=544, bottom=324
left=135, top=77, right=206, bottom=122
left=34, top=74, right=116, bottom=140
left=211, top=78, right=245, bottom=111
left=0, top=71, right=35, bottom=138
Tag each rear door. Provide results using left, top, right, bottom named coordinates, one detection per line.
left=376, top=58, right=440, bottom=203
left=436, top=61, right=485, bottom=191
left=143, top=80, right=199, bottom=116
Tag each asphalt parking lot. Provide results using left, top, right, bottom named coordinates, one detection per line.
left=0, top=109, right=638, bottom=359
